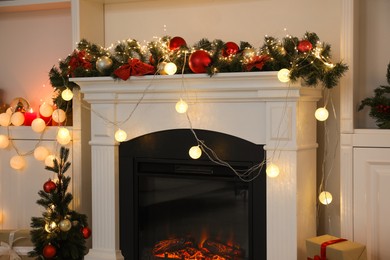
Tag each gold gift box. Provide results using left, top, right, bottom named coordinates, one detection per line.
left=0, top=230, right=34, bottom=260
left=306, top=234, right=367, bottom=260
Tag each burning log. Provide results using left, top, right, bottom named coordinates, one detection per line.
left=202, top=239, right=244, bottom=259
left=153, top=237, right=195, bottom=255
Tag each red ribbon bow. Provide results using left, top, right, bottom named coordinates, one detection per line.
left=308, top=238, right=347, bottom=260
left=114, top=58, right=155, bottom=80
left=245, top=55, right=270, bottom=71
left=68, top=50, right=92, bottom=76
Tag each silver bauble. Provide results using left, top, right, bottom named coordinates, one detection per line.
left=59, top=219, right=72, bottom=232
left=96, top=56, right=113, bottom=74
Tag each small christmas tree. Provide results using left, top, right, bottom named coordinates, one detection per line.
left=29, top=147, right=91, bottom=260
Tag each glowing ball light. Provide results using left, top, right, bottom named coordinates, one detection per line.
left=164, top=62, right=177, bottom=75
left=10, top=155, right=26, bottom=170
left=277, top=68, right=290, bottom=83
left=34, top=146, right=50, bottom=161
left=315, top=107, right=329, bottom=121
left=39, top=103, right=54, bottom=117
left=175, top=99, right=188, bottom=114
left=10, top=112, right=25, bottom=126
left=57, top=127, right=71, bottom=145
left=61, top=88, right=74, bottom=101
left=31, top=118, right=46, bottom=133
left=0, top=113, right=11, bottom=126
left=0, top=135, right=10, bottom=149
left=45, top=155, right=58, bottom=168
left=266, top=163, right=280, bottom=178
left=319, top=191, right=333, bottom=205
left=52, top=109, right=66, bottom=123
left=115, top=129, right=127, bottom=142
left=189, top=145, right=202, bottom=159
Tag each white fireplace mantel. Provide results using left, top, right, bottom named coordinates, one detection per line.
left=73, top=71, right=321, bottom=260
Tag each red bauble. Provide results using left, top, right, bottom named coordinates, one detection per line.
left=189, top=50, right=212, bottom=73
left=43, top=179, right=56, bottom=193
left=43, top=244, right=56, bottom=259
left=169, top=36, right=187, bottom=51
left=222, top=41, right=239, bottom=57
left=82, top=226, right=92, bottom=239
left=297, top=40, right=313, bottom=53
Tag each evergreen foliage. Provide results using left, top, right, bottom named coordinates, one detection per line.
left=29, top=147, right=89, bottom=260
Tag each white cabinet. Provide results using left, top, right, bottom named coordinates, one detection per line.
left=354, top=146, right=390, bottom=260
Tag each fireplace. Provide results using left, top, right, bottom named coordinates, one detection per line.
left=74, top=71, right=321, bottom=260
left=119, top=129, right=266, bottom=260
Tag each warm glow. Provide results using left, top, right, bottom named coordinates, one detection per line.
left=315, top=107, right=329, bottom=121
left=52, top=109, right=66, bottom=123
left=61, top=88, right=74, bottom=101
left=31, top=118, right=46, bottom=133
left=266, top=163, right=280, bottom=178
left=0, top=113, right=11, bottom=126
left=57, top=133, right=71, bottom=145
left=45, top=155, right=58, bottom=168
left=10, top=111, right=25, bottom=126
left=57, top=127, right=70, bottom=138
left=34, top=146, right=50, bottom=161
left=0, top=135, right=10, bottom=149
left=277, top=68, right=290, bottom=83
left=10, top=155, right=26, bottom=170
left=319, top=191, right=333, bottom=205
left=175, top=98, right=188, bottom=114
left=45, top=221, right=57, bottom=233
left=115, top=129, right=127, bottom=142
left=39, top=103, right=54, bottom=117
left=164, top=62, right=177, bottom=75
left=189, top=145, right=202, bottom=159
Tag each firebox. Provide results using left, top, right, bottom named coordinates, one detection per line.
left=119, top=129, right=266, bottom=260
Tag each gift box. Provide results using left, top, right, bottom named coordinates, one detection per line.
left=0, top=230, right=34, bottom=260
left=306, top=234, right=367, bottom=260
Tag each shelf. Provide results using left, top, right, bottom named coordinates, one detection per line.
left=0, top=0, right=70, bottom=13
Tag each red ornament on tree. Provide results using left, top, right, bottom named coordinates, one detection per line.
left=43, top=179, right=56, bottom=193
left=169, top=36, right=187, bottom=51
left=43, top=244, right=57, bottom=258
left=81, top=226, right=92, bottom=239
left=222, top=41, right=239, bottom=57
left=189, top=50, right=212, bottom=73
left=297, top=40, right=313, bottom=53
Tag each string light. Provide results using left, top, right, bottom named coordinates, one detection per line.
left=189, top=145, right=202, bottom=159
left=266, top=163, right=280, bottom=178
left=61, top=88, right=74, bottom=101
left=52, top=109, right=66, bottom=123
left=319, top=191, right=333, bottom=205
left=31, top=118, right=46, bottom=133
left=164, top=62, right=177, bottom=75
left=10, top=111, right=25, bottom=126
left=0, top=113, right=11, bottom=126
left=315, top=107, right=329, bottom=121
left=34, top=146, right=50, bottom=161
left=115, top=129, right=127, bottom=142
left=45, top=155, right=58, bottom=168
left=39, top=103, right=53, bottom=117
left=277, top=68, right=290, bottom=83
left=57, top=127, right=71, bottom=145
left=175, top=98, right=188, bottom=114
left=0, top=134, right=10, bottom=149
left=10, top=155, right=26, bottom=170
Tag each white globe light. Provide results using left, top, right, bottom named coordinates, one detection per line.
left=158, top=62, right=167, bottom=75
left=10, top=112, right=25, bottom=126
left=39, top=103, right=53, bottom=117
left=315, top=107, right=329, bottom=121
left=0, top=135, right=10, bottom=149
left=0, top=113, right=11, bottom=126
left=61, top=88, right=74, bottom=101
left=34, top=146, right=50, bottom=161
left=45, top=155, right=58, bottom=168
left=6, top=107, right=13, bottom=115
left=277, top=68, right=290, bottom=83
left=57, top=127, right=70, bottom=138
left=52, top=109, right=66, bottom=123
left=189, top=145, right=202, bottom=159
left=175, top=99, right=188, bottom=114
left=10, top=155, right=26, bottom=170
left=57, top=134, right=71, bottom=145
left=319, top=191, right=333, bottom=205
left=115, top=129, right=127, bottom=142
left=164, top=62, right=177, bottom=75
left=31, top=118, right=46, bottom=133
left=266, top=163, right=280, bottom=178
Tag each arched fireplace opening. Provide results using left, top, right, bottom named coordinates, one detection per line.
left=119, top=129, right=266, bottom=260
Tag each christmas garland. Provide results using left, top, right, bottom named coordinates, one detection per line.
left=49, top=32, right=348, bottom=109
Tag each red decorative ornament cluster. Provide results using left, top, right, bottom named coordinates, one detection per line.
left=297, top=40, right=313, bottom=53
left=188, top=50, right=212, bottom=73
left=168, top=36, right=187, bottom=51
left=43, top=179, right=56, bottom=193
left=222, top=41, right=239, bottom=57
